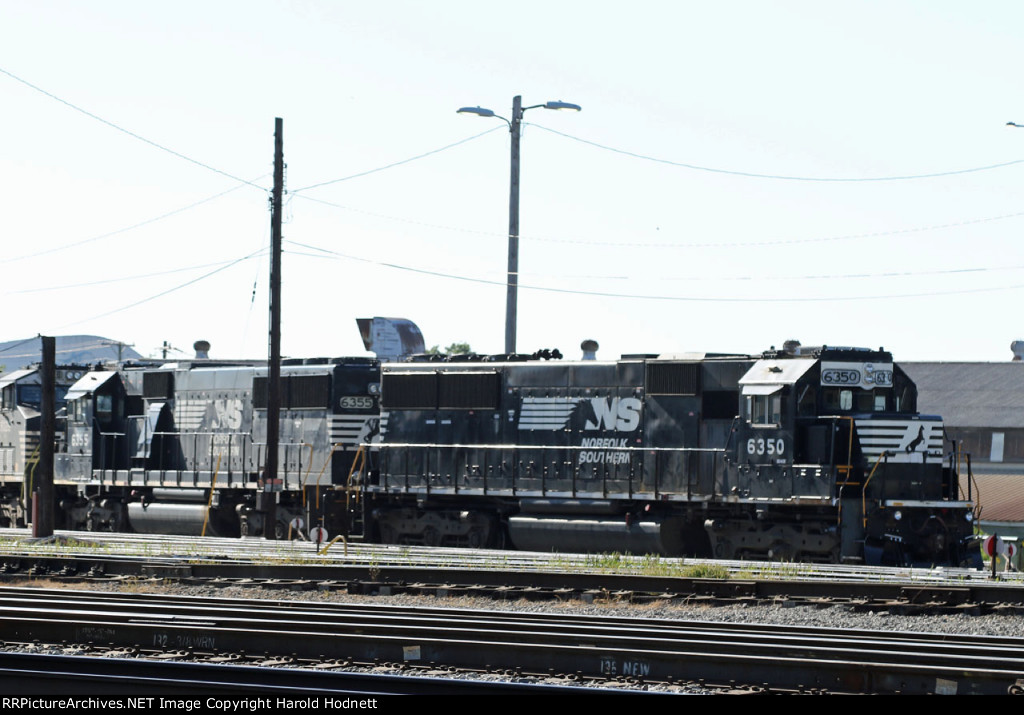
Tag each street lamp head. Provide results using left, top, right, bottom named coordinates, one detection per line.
left=543, top=100, right=582, bottom=112
left=457, top=106, right=496, bottom=118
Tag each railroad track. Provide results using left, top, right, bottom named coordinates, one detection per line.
left=2, top=528, right=1015, bottom=585
left=0, top=586, right=1021, bottom=694
left=0, top=650, right=611, bottom=695
left=1, top=529, right=1023, bottom=612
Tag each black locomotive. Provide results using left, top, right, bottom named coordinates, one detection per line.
left=0, top=341, right=982, bottom=567
left=368, top=344, right=980, bottom=566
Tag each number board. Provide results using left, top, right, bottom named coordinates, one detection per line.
left=820, top=361, right=893, bottom=389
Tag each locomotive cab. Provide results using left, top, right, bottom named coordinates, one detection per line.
left=724, top=346, right=979, bottom=566
left=63, top=369, right=130, bottom=472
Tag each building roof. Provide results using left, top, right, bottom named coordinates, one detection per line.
left=0, top=335, right=142, bottom=373
left=971, top=472, right=1024, bottom=523
left=902, top=362, right=1024, bottom=429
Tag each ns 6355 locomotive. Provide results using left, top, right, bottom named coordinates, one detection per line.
left=364, top=343, right=981, bottom=567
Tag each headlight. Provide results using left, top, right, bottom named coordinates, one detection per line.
left=893, top=510, right=902, bottom=521
left=965, top=511, right=973, bottom=522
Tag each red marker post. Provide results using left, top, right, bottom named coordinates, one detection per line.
left=983, top=535, right=1015, bottom=577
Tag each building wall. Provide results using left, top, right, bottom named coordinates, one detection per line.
left=945, top=427, right=1024, bottom=465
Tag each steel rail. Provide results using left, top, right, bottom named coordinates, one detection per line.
left=0, top=587, right=1019, bottom=694
left=4, top=528, right=1015, bottom=585
left=0, top=650, right=621, bottom=695
left=2, top=550, right=1024, bottom=609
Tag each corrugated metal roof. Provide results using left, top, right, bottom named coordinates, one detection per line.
left=972, top=472, right=1024, bottom=523
left=902, top=362, right=1024, bottom=428
left=0, top=368, right=37, bottom=389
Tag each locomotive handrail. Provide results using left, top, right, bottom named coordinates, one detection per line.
left=370, top=442, right=725, bottom=453
left=861, top=450, right=892, bottom=528
left=344, top=444, right=368, bottom=517
left=200, top=454, right=222, bottom=537
left=22, top=443, right=41, bottom=513
left=835, top=416, right=856, bottom=484
left=311, top=443, right=342, bottom=510
left=94, top=428, right=127, bottom=483
left=118, top=430, right=308, bottom=488
left=965, top=452, right=982, bottom=522
left=369, top=441, right=724, bottom=503
left=298, top=442, right=314, bottom=506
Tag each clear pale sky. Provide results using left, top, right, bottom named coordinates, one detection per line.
left=3, top=1, right=1023, bottom=363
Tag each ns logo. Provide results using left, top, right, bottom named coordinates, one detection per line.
left=583, top=397, right=642, bottom=431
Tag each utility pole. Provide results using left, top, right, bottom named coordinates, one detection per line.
left=506, top=95, right=522, bottom=355
left=34, top=336, right=55, bottom=538
left=102, top=340, right=134, bottom=362
left=264, top=117, right=284, bottom=540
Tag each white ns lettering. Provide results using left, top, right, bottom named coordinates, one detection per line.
left=584, top=397, right=641, bottom=431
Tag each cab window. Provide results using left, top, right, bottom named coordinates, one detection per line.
left=746, top=394, right=781, bottom=425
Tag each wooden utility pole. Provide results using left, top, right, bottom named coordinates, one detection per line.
left=34, top=336, right=55, bottom=537
left=264, top=117, right=284, bottom=539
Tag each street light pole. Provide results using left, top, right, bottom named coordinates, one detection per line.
left=506, top=95, right=523, bottom=355
left=458, top=96, right=581, bottom=355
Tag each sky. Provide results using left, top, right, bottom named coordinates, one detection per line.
left=3, top=1, right=1024, bottom=364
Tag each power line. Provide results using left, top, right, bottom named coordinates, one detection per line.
left=291, top=126, right=504, bottom=193
left=515, top=263, right=1024, bottom=283
left=9, top=254, right=268, bottom=294
left=0, top=336, right=43, bottom=356
left=285, top=239, right=1024, bottom=303
left=6, top=178, right=269, bottom=264
left=295, top=191, right=1024, bottom=250
left=0, top=340, right=129, bottom=362
left=530, top=122, right=1024, bottom=182
left=57, top=249, right=265, bottom=328
left=0, top=66, right=268, bottom=190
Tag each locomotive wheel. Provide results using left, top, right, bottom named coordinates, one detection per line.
left=422, top=526, right=441, bottom=547
left=378, top=524, right=397, bottom=544
left=768, top=541, right=793, bottom=562
left=714, top=539, right=735, bottom=559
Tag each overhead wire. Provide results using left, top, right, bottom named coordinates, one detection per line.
left=294, top=191, right=1024, bottom=250
left=0, top=337, right=43, bottom=356
left=57, top=249, right=266, bottom=328
left=529, top=122, right=1024, bottom=182
left=291, top=126, right=505, bottom=193
left=9, top=254, right=269, bottom=294
left=9, top=63, right=1023, bottom=315
left=5, top=177, right=269, bottom=264
left=0, top=339, right=131, bottom=362
left=284, top=239, right=1024, bottom=303
left=0, top=66, right=267, bottom=190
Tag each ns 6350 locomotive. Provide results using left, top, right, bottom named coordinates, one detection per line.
left=365, top=343, right=981, bottom=567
